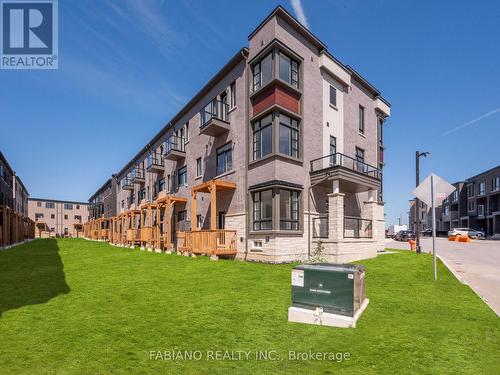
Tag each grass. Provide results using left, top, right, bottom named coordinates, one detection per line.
left=0, top=239, right=499, bottom=374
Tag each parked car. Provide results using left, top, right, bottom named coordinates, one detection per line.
left=448, top=228, right=485, bottom=239
left=394, top=230, right=415, bottom=241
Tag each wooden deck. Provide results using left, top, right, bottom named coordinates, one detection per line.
left=178, top=229, right=237, bottom=256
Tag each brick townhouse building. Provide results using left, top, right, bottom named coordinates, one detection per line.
left=409, top=165, right=500, bottom=238
left=88, top=6, right=391, bottom=262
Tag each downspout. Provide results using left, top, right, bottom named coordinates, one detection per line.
left=244, top=53, right=249, bottom=260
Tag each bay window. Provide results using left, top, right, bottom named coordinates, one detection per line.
left=252, top=114, right=273, bottom=160
left=253, top=190, right=273, bottom=230
left=279, top=114, right=299, bottom=158
left=278, top=52, right=299, bottom=88
left=252, top=52, right=272, bottom=91
left=280, top=189, right=299, bottom=230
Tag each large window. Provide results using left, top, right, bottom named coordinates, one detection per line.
left=252, top=114, right=273, bottom=160
left=252, top=190, right=273, bottom=231
left=37, top=201, right=41, bottom=207
left=280, top=189, right=299, bottom=230
left=252, top=52, right=272, bottom=91
left=64, top=203, right=73, bottom=210
left=158, top=178, right=165, bottom=192
left=178, top=167, right=187, bottom=187
left=479, top=182, right=485, bottom=195
left=46, top=202, right=55, bottom=209
left=216, top=143, right=233, bottom=175
left=358, top=105, right=365, bottom=134
left=279, top=114, right=299, bottom=158
left=278, top=52, right=299, bottom=88
left=329, top=85, right=337, bottom=107
left=467, top=184, right=474, bottom=198
left=493, top=177, right=500, bottom=192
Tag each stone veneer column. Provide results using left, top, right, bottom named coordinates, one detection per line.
left=328, top=192, right=345, bottom=241
left=363, top=190, right=385, bottom=251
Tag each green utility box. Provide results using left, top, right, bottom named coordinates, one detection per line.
left=291, top=263, right=366, bottom=317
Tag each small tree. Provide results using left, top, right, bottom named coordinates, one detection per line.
left=309, top=240, right=327, bottom=263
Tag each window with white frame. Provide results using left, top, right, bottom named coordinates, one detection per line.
left=479, top=182, right=485, bottom=195
left=329, top=85, right=337, bottom=107
left=196, top=158, right=203, bottom=178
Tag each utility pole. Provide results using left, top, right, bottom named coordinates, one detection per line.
left=415, top=151, right=430, bottom=254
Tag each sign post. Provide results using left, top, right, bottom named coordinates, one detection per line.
left=412, top=173, right=455, bottom=281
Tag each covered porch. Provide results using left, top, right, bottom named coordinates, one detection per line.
left=180, top=179, right=238, bottom=257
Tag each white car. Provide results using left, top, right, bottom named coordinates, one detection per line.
left=448, top=228, right=485, bottom=239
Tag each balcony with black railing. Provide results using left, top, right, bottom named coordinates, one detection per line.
left=164, top=136, right=186, bottom=161
left=309, top=153, right=381, bottom=191
left=199, top=99, right=230, bottom=137
left=344, top=216, right=373, bottom=238
left=130, top=168, right=145, bottom=183
left=120, top=177, right=134, bottom=191
left=146, top=153, right=164, bottom=173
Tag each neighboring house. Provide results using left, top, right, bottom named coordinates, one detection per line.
left=0, top=151, right=33, bottom=246
left=408, top=165, right=500, bottom=238
left=88, top=177, right=117, bottom=220
left=88, top=6, right=391, bottom=262
left=28, top=198, right=89, bottom=237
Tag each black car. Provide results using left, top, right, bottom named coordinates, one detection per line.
left=394, top=230, right=416, bottom=241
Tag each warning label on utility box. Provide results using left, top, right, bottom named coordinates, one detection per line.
left=291, top=269, right=304, bottom=287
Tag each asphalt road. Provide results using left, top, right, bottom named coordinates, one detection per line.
left=386, top=237, right=500, bottom=316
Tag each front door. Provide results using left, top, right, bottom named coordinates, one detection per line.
left=218, top=212, right=226, bottom=230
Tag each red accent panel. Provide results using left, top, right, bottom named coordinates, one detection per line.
left=252, top=84, right=300, bottom=116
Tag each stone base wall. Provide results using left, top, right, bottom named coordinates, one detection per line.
left=316, top=239, right=378, bottom=263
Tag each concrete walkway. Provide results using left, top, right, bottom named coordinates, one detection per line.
left=386, top=237, right=500, bottom=316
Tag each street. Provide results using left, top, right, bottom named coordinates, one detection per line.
left=386, top=237, right=500, bottom=316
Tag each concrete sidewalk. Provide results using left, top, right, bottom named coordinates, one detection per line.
left=386, top=237, right=500, bottom=316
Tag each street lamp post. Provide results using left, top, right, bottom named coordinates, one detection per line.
left=415, top=151, right=430, bottom=254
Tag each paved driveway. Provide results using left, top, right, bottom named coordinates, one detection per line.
left=386, top=237, right=500, bottom=316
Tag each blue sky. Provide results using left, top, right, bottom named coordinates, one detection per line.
left=1, top=0, right=499, bottom=226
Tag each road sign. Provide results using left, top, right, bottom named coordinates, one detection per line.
left=412, top=173, right=455, bottom=207
left=411, top=173, right=455, bottom=281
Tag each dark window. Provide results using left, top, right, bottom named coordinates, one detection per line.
left=75, top=215, right=81, bottom=220
left=230, top=81, right=236, bottom=107
left=158, top=178, right=165, bottom=192
left=216, top=143, right=233, bottom=175
left=252, top=114, right=273, bottom=160
left=279, top=114, right=299, bottom=158
left=378, top=118, right=383, bottom=146
left=329, top=136, right=337, bottom=165
left=252, top=52, right=272, bottom=91
left=359, top=105, right=365, bottom=134
left=46, top=202, right=55, bottom=209
left=64, top=203, right=73, bottom=210
left=64, top=215, right=68, bottom=220
left=76, top=205, right=80, bottom=209
left=356, top=147, right=365, bottom=163
left=35, top=213, right=43, bottom=219
left=37, top=201, right=41, bottom=207
left=279, top=52, right=299, bottom=88
left=252, top=190, right=273, bottom=231
left=177, top=210, right=187, bottom=222
left=178, top=166, right=187, bottom=186
left=329, top=85, right=337, bottom=107
left=51, top=214, right=55, bottom=219
left=280, top=189, right=299, bottom=230
left=196, top=158, right=203, bottom=177
left=467, top=185, right=474, bottom=198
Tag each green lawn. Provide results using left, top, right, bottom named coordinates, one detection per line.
left=0, top=239, right=499, bottom=374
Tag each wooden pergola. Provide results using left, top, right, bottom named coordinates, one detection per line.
left=124, top=209, right=141, bottom=247
left=182, top=179, right=238, bottom=257
left=156, top=194, right=187, bottom=251
left=140, top=201, right=157, bottom=249
left=190, top=179, right=236, bottom=231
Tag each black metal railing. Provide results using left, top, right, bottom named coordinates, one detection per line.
left=146, top=153, right=163, bottom=169
left=120, top=178, right=133, bottom=189
left=343, top=216, right=373, bottom=238
left=312, top=216, right=329, bottom=238
left=310, top=153, right=381, bottom=179
left=200, top=99, right=229, bottom=128
left=130, top=168, right=145, bottom=181
left=165, top=136, right=186, bottom=154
